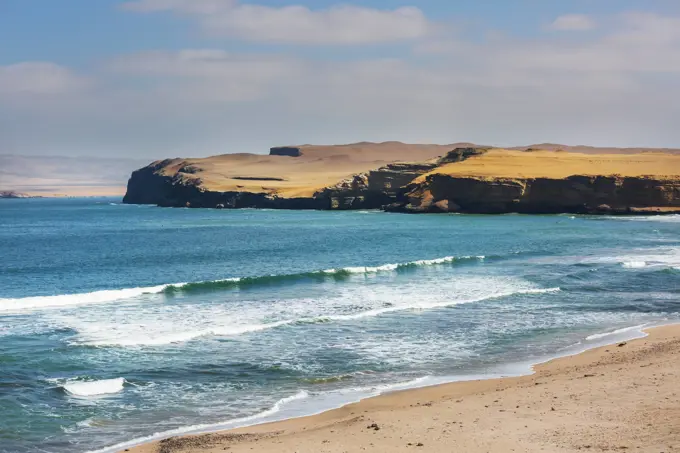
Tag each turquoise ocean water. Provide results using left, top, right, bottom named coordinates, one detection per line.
left=1, top=198, right=679, bottom=452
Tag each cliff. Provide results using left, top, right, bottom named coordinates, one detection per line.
left=387, top=150, right=680, bottom=214
left=123, top=144, right=680, bottom=214
left=122, top=142, right=454, bottom=209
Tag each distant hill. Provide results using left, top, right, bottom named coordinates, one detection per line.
left=0, top=154, right=149, bottom=197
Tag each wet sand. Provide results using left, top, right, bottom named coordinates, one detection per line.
left=123, top=324, right=680, bottom=453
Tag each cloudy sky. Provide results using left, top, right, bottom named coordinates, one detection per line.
left=2, top=0, right=680, bottom=158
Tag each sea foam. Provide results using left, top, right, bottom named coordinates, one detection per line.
left=62, top=378, right=126, bottom=397
left=622, top=261, right=647, bottom=269
left=71, top=285, right=560, bottom=348
left=585, top=324, right=647, bottom=341
left=0, top=286, right=168, bottom=312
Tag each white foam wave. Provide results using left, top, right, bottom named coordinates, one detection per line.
left=1, top=255, right=483, bottom=313
left=77, top=320, right=297, bottom=347
left=342, top=264, right=400, bottom=273
left=62, top=378, right=125, bottom=397
left=324, top=255, right=484, bottom=275
left=585, top=246, right=680, bottom=271
left=335, top=376, right=433, bottom=395
left=0, top=286, right=168, bottom=313
left=622, top=261, right=647, bottom=269
left=321, top=287, right=560, bottom=322
left=614, top=214, right=680, bottom=223
left=75, top=286, right=560, bottom=347
left=585, top=324, right=647, bottom=341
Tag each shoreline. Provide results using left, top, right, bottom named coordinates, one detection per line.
left=107, top=322, right=679, bottom=453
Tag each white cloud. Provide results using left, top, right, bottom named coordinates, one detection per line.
left=549, top=14, right=596, bottom=31
left=0, top=62, right=91, bottom=96
left=122, top=1, right=431, bottom=45
left=422, top=12, right=680, bottom=74
left=108, top=49, right=303, bottom=102
left=3, top=11, right=680, bottom=156
left=120, top=0, right=236, bottom=14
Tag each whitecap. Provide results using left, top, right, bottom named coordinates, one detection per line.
left=328, top=255, right=484, bottom=275
left=622, top=261, right=647, bottom=269
left=0, top=286, right=168, bottom=313
left=62, top=378, right=126, bottom=397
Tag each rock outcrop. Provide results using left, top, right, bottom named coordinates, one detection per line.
left=436, top=147, right=489, bottom=164
left=269, top=147, right=302, bottom=157
left=387, top=174, right=680, bottom=214
left=368, top=162, right=439, bottom=197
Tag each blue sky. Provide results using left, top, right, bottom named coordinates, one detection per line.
left=1, top=0, right=680, bottom=157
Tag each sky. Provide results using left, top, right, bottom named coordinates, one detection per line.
left=1, top=0, right=680, bottom=158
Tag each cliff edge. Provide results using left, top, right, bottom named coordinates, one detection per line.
left=122, top=142, right=453, bottom=209
left=387, top=150, right=680, bottom=214
left=123, top=143, right=680, bottom=214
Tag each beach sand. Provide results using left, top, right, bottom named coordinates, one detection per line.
left=123, top=324, right=680, bottom=453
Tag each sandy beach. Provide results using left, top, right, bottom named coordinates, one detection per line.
left=123, top=324, right=680, bottom=453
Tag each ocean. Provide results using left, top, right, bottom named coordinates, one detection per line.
left=1, top=198, right=678, bottom=453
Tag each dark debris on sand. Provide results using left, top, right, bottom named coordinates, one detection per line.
left=158, top=432, right=281, bottom=453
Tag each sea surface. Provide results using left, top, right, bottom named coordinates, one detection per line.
left=1, top=198, right=679, bottom=453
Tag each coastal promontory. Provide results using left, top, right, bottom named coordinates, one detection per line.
left=123, top=142, right=680, bottom=214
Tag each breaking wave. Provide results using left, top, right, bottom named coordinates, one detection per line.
left=0, top=286, right=168, bottom=312
left=0, top=255, right=486, bottom=312
left=621, top=261, right=647, bottom=269
left=62, top=378, right=126, bottom=397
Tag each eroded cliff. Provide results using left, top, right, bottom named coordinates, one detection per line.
left=387, top=150, right=680, bottom=214
left=123, top=144, right=680, bottom=214
left=122, top=142, right=453, bottom=209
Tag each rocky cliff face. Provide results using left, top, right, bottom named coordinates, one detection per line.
left=123, top=161, right=324, bottom=209
left=123, top=144, right=680, bottom=215
left=122, top=153, right=440, bottom=210
left=387, top=174, right=680, bottom=214
left=123, top=165, right=400, bottom=210
left=368, top=162, right=439, bottom=197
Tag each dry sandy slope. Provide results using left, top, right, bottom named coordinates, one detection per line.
left=160, top=144, right=680, bottom=199
left=421, top=149, right=680, bottom=181
left=125, top=324, right=680, bottom=453
left=159, top=142, right=456, bottom=197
